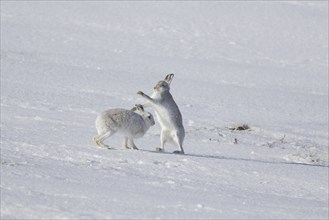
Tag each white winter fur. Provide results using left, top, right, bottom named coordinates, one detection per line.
left=137, top=74, right=185, bottom=154
left=93, top=105, right=155, bottom=149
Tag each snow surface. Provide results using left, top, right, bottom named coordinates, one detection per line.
left=1, top=1, right=328, bottom=219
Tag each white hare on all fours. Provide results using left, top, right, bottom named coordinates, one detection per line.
left=137, top=73, right=185, bottom=154
left=93, top=104, right=155, bottom=150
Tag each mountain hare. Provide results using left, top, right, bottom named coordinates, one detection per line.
left=93, top=104, right=155, bottom=150
left=137, top=73, right=185, bottom=154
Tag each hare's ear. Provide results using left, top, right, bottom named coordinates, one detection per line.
left=130, top=106, right=137, bottom=111
left=135, top=104, right=144, bottom=112
left=164, top=73, right=174, bottom=85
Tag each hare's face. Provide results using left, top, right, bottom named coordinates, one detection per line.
left=145, top=112, right=155, bottom=126
left=154, top=81, right=170, bottom=93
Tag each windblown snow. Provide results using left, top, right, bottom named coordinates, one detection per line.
left=1, top=1, right=328, bottom=219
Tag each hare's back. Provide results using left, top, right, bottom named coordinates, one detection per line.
left=96, top=109, right=134, bottom=131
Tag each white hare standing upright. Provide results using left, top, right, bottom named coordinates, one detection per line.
left=137, top=74, right=185, bottom=154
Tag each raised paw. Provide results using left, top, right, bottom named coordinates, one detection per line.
left=137, top=91, right=144, bottom=96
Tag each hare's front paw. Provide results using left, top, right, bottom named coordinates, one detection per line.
left=137, top=91, right=144, bottom=96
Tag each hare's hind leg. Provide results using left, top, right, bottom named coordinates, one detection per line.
left=172, top=130, right=184, bottom=154
left=155, top=129, right=167, bottom=152
left=93, top=131, right=114, bottom=149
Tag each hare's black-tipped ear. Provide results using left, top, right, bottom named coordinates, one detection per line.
left=164, top=73, right=174, bottom=85
left=135, top=104, right=144, bottom=112
left=131, top=106, right=137, bottom=111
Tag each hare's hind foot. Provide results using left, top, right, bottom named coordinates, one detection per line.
left=93, top=134, right=111, bottom=149
left=95, top=141, right=111, bottom=149
left=155, top=147, right=164, bottom=152
left=94, top=140, right=111, bottom=149
left=173, top=150, right=184, bottom=154
left=94, top=131, right=114, bottom=148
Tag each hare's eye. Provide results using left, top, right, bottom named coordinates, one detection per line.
left=148, top=115, right=152, bottom=119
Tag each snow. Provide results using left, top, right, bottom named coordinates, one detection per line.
left=1, top=1, right=328, bottom=219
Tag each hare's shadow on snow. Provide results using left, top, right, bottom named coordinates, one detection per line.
left=140, top=150, right=328, bottom=168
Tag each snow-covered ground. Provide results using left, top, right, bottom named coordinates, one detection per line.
left=1, top=1, right=328, bottom=219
